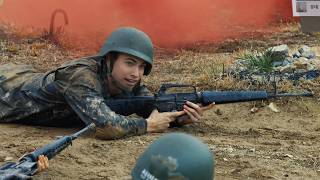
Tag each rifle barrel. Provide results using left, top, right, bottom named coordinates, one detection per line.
left=71, top=123, right=96, bottom=140
left=21, top=123, right=96, bottom=162
left=268, top=92, right=313, bottom=98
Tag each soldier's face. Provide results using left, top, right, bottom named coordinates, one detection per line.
left=110, top=54, right=146, bottom=91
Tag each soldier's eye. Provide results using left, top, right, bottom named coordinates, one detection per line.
left=125, top=61, right=135, bottom=66
left=139, top=64, right=146, bottom=69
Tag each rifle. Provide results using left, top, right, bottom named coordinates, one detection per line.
left=0, top=123, right=95, bottom=179
left=105, top=84, right=313, bottom=122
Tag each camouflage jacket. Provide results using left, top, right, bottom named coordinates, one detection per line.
left=0, top=56, right=149, bottom=139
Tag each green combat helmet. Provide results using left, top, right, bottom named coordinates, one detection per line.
left=132, top=133, right=215, bottom=180
left=99, top=27, right=153, bottom=75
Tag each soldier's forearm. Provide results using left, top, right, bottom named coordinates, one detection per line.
left=95, top=118, right=147, bottom=140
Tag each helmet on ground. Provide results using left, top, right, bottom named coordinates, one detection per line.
left=132, top=133, right=215, bottom=180
left=99, top=27, right=153, bottom=75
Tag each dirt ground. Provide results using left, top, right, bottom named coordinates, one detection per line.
left=0, top=24, right=320, bottom=179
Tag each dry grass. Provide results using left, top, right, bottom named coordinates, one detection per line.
left=0, top=39, right=73, bottom=72
left=1, top=22, right=320, bottom=98
left=145, top=50, right=253, bottom=92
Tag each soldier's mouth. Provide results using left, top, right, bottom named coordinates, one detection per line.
left=124, top=78, right=138, bottom=86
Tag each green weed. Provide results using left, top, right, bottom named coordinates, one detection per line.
left=240, top=49, right=285, bottom=73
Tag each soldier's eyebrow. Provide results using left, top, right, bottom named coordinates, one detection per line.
left=126, top=57, right=145, bottom=65
left=126, top=57, right=137, bottom=62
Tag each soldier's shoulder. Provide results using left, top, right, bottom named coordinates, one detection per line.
left=60, top=56, right=100, bottom=66
left=53, top=56, right=102, bottom=85
left=59, top=56, right=102, bottom=71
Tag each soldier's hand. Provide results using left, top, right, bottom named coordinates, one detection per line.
left=176, top=101, right=215, bottom=125
left=146, top=109, right=185, bottom=133
left=37, top=155, right=49, bottom=172
left=18, top=149, right=49, bottom=173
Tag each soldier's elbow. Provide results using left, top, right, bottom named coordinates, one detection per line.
left=95, top=125, right=126, bottom=140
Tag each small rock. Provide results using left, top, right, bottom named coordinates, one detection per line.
left=4, top=156, right=13, bottom=161
left=236, top=59, right=251, bottom=66
left=295, top=69, right=308, bottom=74
left=55, top=136, right=63, bottom=139
left=307, top=155, right=314, bottom=158
left=302, top=141, right=306, bottom=145
left=229, top=154, right=236, bottom=158
left=292, top=52, right=301, bottom=58
left=278, top=64, right=295, bottom=73
left=251, top=75, right=265, bottom=82
left=138, top=139, right=144, bottom=145
left=231, top=168, right=241, bottom=174
left=272, top=61, right=283, bottom=67
left=223, top=158, right=229, bottom=161
left=250, top=107, right=259, bottom=113
left=268, top=44, right=289, bottom=58
left=214, top=109, right=223, bottom=115
left=284, top=154, right=293, bottom=158
left=307, top=64, right=315, bottom=71
left=226, top=147, right=234, bottom=153
left=208, top=145, right=216, bottom=151
left=268, top=102, right=280, bottom=113
left=282, top=59, right=291, bottom=66
left=286, top=57, right=296, bottom=62
left=294, top=58, right=309, bottom=69
left=249, top=148, right=256, bottom=153
left=298, top=45, right=316, bottom=59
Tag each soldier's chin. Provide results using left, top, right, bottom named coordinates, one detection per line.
left=119, top=83, right=134, bottom=92
left=124, top=86, right=134, bottom=92
left=110, top=80, right=132, bottom=93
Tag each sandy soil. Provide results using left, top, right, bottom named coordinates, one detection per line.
left=0, top=99, right=319, bottom=180
left=1, top=24, right=320, bottom=180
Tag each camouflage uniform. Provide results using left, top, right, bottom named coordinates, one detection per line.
left=0, top=56, right=149, bottom=139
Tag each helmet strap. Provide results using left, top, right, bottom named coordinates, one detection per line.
left=106, top=58, right=112, bottom=75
